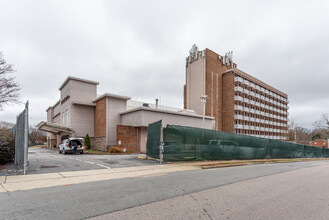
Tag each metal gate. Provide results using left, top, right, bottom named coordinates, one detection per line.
left=146, top=120, right=162, bottom=159
left=14, top=101, right=29, bottom=175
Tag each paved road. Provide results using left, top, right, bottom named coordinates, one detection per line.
left=93, top=160, right=329, bottom=220
left=0, top=147, right=157, bottom=176
left=1, top=160, right=328, bottom=220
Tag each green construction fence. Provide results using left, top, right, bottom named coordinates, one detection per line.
left=157, top=125, right=329, bottom=161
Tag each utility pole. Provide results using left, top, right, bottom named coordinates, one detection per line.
left=295, top=130, right=297, bottom=143
left=200, top=95, right=208, bottom=126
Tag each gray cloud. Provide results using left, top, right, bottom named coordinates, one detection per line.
left=0, top=0, right=328, bottom=129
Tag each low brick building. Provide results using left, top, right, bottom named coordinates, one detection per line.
left=308, top=140, right=328, bottom=148
left=38, top=76, right=214, bottom=152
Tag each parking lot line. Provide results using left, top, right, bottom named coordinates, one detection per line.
left=96, top=164, right=111, bottom=169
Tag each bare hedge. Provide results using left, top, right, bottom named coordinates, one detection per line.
left=0, top=127, right=14, bottom=164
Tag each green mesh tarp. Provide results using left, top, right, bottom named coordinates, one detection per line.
left=162, top=125, right=329, bottom=161
left=146, top=120, right=162, bottom=159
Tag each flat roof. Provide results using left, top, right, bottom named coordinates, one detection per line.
left=120, top=106, right=214, bottom=120
left=94, top=93, right=131, bottom=103
left=59, top=76, right=99, bottom=90
left=224, top=68, right=288, bottom=98
left=37, top=121, right=74, bottom=134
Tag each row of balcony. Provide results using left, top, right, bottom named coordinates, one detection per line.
left=247, top=134, right=288, bottom=140
left=234, top=115, right=288, bottom=127
left=234, top=95, right=288, bottom=114
left=235, top=77, right=288, bottom=103
left=234, top=124, right=288, bottom=133
left=234, top=87, right=288, bottom=109
left=234, top=105, right=288, bottom=121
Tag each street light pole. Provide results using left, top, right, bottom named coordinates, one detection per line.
left=200, top=95, right=208, bottom=127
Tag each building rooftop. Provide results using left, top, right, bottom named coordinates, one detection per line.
left=120, top=106, right=214, bottom=120
left=93, top=93, right=131, bottom=103
left=224, top=68, right=288, bottom=97
left=59, top=76, right=99, bottom=90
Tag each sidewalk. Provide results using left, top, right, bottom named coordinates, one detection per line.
left=1, top=157, right=328, bottom=194
left=0, top=164, right=200, bottom=193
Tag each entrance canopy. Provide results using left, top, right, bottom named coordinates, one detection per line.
left=37, top=121, right=74, bottom=135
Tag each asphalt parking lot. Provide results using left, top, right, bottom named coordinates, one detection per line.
left=0, top=147, right=158, bottom=176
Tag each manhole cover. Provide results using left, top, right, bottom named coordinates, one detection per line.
left=40, top=165, right=58, bottom=169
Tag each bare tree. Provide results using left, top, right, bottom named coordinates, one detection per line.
left=0, top=52, right=20, bottom=110
left=0, top=121, right=15, bottom=129
left=313, top=114, right=329, bottom=130
left=29, top=125, right=47, bottom=144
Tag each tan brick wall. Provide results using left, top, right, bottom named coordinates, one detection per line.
left=116, top=125, right=139, bottom=152
left=94, top=97, right=106, bottom=137
left=222, top=72, right=235, bottom=133
left=91, top=136, right=106, bottom=151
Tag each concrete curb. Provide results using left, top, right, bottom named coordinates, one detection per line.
left=0, top=164, right=200, bottom=193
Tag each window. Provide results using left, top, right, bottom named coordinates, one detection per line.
left=62, top=109, right=69, bottom=123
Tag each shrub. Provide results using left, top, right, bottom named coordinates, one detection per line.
left=0, top=127, right=15, bottom=164
left=84, top=134, right=91, bottom=150
left=108, top=147, right=123, bottom=153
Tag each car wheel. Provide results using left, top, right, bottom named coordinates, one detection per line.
left=59, top=149, right=62, bottom=154
left=80, top=151, right=83, bottom=154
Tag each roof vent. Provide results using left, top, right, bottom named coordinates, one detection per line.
left=142, top=103, right=149, bottom=107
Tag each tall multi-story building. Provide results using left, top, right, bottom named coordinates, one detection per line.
left=184, top=45, right=288, bottom=140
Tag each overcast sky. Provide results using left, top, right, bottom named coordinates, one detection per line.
left=0, top=0, right=328, bottom=129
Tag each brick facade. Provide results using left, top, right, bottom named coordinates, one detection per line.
left=116, top=125, right=139, bottom=152
left=185, top=46, right=288, bottom=140
left=94, top=97, right=106, bottom=137
left=205, top=49, right=230, bottom=130
left=222, top=73, right=235, bottom=133
left=308, top=140, right=328, bottom=148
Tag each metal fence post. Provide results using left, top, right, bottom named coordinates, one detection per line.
left=159, top=124, right=164, bottom=164
left=23, top=101, right=29, bottom=175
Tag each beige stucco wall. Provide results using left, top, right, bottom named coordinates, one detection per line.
left=107, top=97, right=128, bottom=146
left=70, top=104, right=95, bottom=137
left=61, top=80, right=97, bottom=103
left=186, top=57, right=206, bottom=115
left=140, top=127, right=148, bottom=153
left=46, top=78, right=98, bottom=141
left=121, top=109, right=214, bottom=129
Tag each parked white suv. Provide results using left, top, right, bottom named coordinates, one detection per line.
left=59, top=138, right=84, bottom=154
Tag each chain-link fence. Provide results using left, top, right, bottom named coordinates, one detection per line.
left=13, top=101, right=29, bottom=174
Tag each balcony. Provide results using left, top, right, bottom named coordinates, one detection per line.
left=235, top=124, right=243, bottom=129
left=235, top=96, right=243, bottom=102
left=243, top=89, right=250, bottom=95
left=235, top=77, right=243, bottom=83
left=234, top=105, right=244, bottom=111
left=234, top=115, right=243, bottom=120
left=235, top=86, right=243, bottom=92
